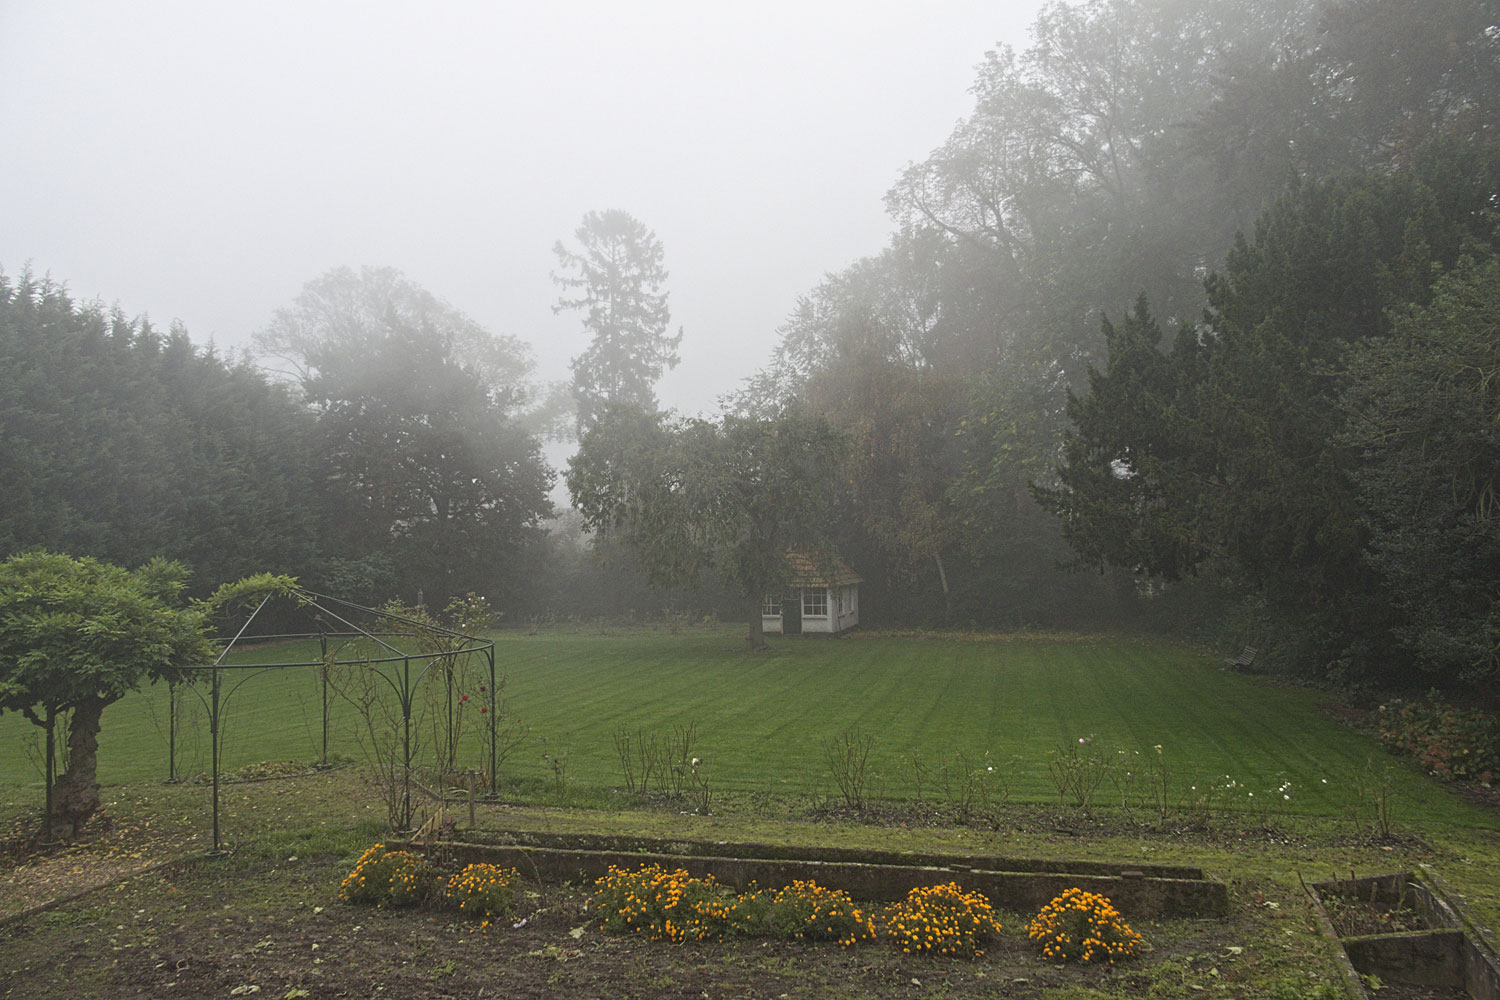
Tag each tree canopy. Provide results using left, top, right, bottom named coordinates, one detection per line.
left=0, top=270, right=331, bottom=591
left=553, top=210, right=682, bottom=432
left=1339, top=254, right=1500, bottom=684
left=733, top=0, right=1500, bottom=663
left=255, top=266, right=554, bottom=607
left=568, top=405, right=843, bottom=648
left=1042, top=146, right=1500, bottom=681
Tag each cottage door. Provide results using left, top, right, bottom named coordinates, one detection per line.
left=784, top=588, right=802, bottom=635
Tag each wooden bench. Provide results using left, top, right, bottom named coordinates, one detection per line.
left=1222, top=645, right=1259, bottom=671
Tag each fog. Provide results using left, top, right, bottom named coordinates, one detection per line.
left=0, top=1, right=1042, bottom=416
left=5, top=0, right=1494, bottom=693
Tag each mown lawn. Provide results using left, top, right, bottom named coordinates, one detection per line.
left=0, top=627, right=1490, bottom=829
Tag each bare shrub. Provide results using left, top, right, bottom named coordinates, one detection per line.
left=1048, top=738, right=1108, bottom=810
left=825, top=727, right=874, bottom=810
left=329, top=658, right=427, bottom=832
left=945, top=750, right=1014, bottom=818
left=663, top=722, right=698, bottom=797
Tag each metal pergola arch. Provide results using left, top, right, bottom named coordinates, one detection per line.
left=170, top=587, right=497, bottom=852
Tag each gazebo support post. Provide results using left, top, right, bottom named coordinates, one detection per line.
left=319, top=631, right=329, bottom=768
left=402, top=657, right=412, bottom=831
left=210, top=668, right=222, bottom=853
left=487, top=646, right=497, bottom=797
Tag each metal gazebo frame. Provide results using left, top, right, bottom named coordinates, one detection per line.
left=170, top=587, right=497, bottom=852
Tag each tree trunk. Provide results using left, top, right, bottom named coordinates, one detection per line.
left=49, top=694, right=111, bottom=842
left=933, top=551, right=954, bottom=621
left=746, top=597, right=767, bottom=652
left=43, top=706, right=55, bottom=836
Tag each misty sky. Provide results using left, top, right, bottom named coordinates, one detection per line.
left=2, top=2, right=1043, bottom=417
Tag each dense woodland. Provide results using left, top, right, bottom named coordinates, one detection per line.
left=3, top=0, right=1498, bottom=689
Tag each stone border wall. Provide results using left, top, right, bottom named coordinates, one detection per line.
left=401, top=838, right=1228, bottom=920
left=457, top=828, right=1206, bottom=880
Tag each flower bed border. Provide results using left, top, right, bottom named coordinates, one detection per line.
left=453, top=827, right=1207, bottom=880
left=395, top=835, right=1227, bottom=919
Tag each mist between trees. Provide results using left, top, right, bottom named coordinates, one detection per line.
left=3, top=0, right=1498, bottom=690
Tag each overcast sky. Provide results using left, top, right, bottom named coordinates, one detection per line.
left=2, top=1, right=1043, bottom=418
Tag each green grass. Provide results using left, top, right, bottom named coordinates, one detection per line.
left=1, top=627, right=1491, bottom=829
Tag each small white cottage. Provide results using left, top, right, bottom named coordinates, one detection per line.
left=762, top=551, right=862, bottom=635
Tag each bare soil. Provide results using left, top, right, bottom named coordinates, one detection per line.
left=1319, top=893, right=1432, bottom=937
left=0, top=851, right=1244, bottom=1000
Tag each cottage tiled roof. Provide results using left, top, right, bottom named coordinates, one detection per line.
left=786, top=550, right=862, bottom=587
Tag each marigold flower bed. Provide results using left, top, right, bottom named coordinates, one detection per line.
left=446, top=863, right=522, bottom=923
left=883, top=882, right=1003, bottom=957
left=586, top=863, right=1139, bottom=962
left=1026, top=887, right=1145, bottom=963
left=340, top=851, right=1148, bottom=965
left=339, top=845, right=434, bottom=908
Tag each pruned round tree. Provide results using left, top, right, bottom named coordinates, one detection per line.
left=0, top=552, right=213, bottom=840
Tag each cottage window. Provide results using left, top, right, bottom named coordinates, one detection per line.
left=762, top=595, right=780, bottom=617
left=803, top=588, right=828, bottom=617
